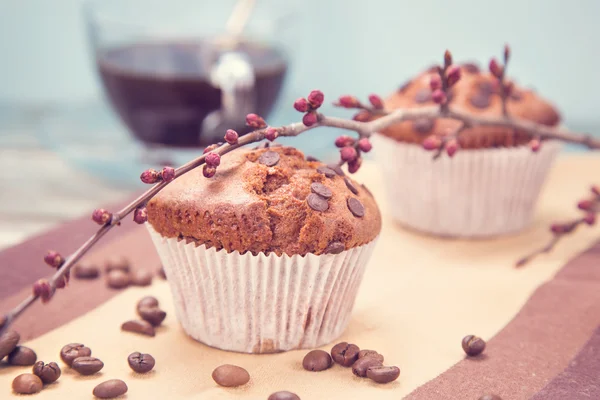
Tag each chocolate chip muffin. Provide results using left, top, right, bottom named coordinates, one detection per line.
left=146, top=145, right=381, bottom=353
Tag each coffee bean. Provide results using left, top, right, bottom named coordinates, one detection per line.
left=327, top=163, right=345, bottom=176
left=302, top=350, right=332, bottom=372
left=461, top=62, right=480, bottom=74
left=121, top=320, right=155, bottom=337
left=32, top=361, right=61, bottom=384
left=93, top=379, right=128, bottom=399
left=324, top=241, right=345, bottom=255
left=259, top=151, right=280, bottom=167
left=344, top=177, right=359, bottom=195
left=130, top=269, right=153, bottom=286
left=72, top=356, right=104, bottom=375
left=331, top=342, right=360, bottom=367
left=8, top=346, right=37, bottom=366
left=127, top=352, right=155, bottom=373
left=137, top=296, right=159, bottom=310
left=307, top=193, right=329, bottom=212
left=413, top=118, right=435, bottom=134
left=462, top=335, right=486, bottom=356
left=74, top=263, right=100, bottom=279
left=105, top=256, right=130, bottom=273
left=157, top=266, right=167, bottom=279
left=347, top=197, right=365, bottom=217
left=414, top=88, right=432, bottom=104
left=479, top=395, right=502, bottom=400
left=268, top=391, right=301, bottom=400
left=306, top=155, right=320, bottom=162
left=358, top=349, right=384, bottom=363
left=60, top=343, right=91, bottom=366
left=470, top=93, right=491, bottom=109
left=310, top=182, right=332, bottom=199
left=106, top=269, right=130, bottom=289
left=0, top=330, right=20, bottom=359
left=316, top=166, right=336, bottom=178
left=211, top=364, right=250, bottom=387
left=12, top=373, right=42, bottom=394
left=137, top=307, right=166, bottom=326
left=352, top=356, right=383, bottom=377
left=366, top=365, right=400, bottom=384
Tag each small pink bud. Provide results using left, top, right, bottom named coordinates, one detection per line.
left=446, top=65, right=461, bottom=87
left=431, top=89, right=447, bottom=104
left=203, top=164, right=217, bottom=178
left=423, top=135, right=441, bottom=151
left=205, top=152, right=221, bottom=167
left=33, top=279, right=54, bottom=303
left=307, top=90, right=325, bottom=108
left=293, top=98, right=309, bottom=112
left=265, top=127, right=279, bottom=141
left=357, top=138, right=372, bottom=153
left=550, top=223, right=565, bottom=234
left=161, top=167, right=175, bottom=183
left=489, top=58, right=503, bottom=78
left=133, top=207, right=148, bottom=224
left=224, top=129, right=239, bottom=144
left=336, top=95, right=360, bottom=108
left=302, top=111, right=318, bottom=127
left=335, top=135, right=355, bottom=148
left=347, top=158, right=362, bottom=174
left=55, top=271, right=70, bottom=289
left=504, top=44, right=511, bottom=63
left=584, top=213, right=596, bottom=225
left=44, top=250, right=64, bottom=268
left=529, top=139, right=541, bottom=153
left=444, top=50, right=453, bottom=67
left=340, top=146, right=358, bottom=162
left=245, top=113, right=267, bottom=129
left=352, top=111, right=371, bottom=122
left=578, top=199, right=594, bottom=211
left=430, top=75, right=442, bottom=91
left=368, top=94, right=384, bottom=110
left=92, top=208, right=112, bottom=225
left=446, top=139, right=459, bottom=157
left=203, top=144, right=219, bottom=154
left=592, top=186, right=600, bottom=196
left=140, top=169, right=160, bottom=184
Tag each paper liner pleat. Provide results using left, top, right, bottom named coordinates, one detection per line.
left=147, top=225, right=377, bottom=353
left=371, top=134, right=561, bottom=237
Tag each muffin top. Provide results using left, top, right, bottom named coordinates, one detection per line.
left=147, top=145, right=381, bottom=256
left=378, top=63, right=561, bottom=148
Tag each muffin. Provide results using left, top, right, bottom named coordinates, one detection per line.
left=372, top=63, right=562, bottom=237
left=146, top=145, right=381, bottom=353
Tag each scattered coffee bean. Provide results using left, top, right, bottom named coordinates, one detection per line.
left=331, top=342, right=360, bottom=367
left=137, top=296, right=159, bottom=310
left=60, top=343, right=91, bottom=366
left=462, top=335, right=486, bottom=356
left=106, top=269, right=130, bottom=289
left=130, top=269, right=153, bottom=286
left=366, top=365, right=400, bottom=384
left=307, top=193, right=329, bottom=212
left=121, top=320, right=155, bottom=337
left=324, top=241, right=345, bottom=255
left=414, top=88, right=432, bottom=104
left=327, top=163, right=345, bottom=176
left=306, top=155, right=320, bottom=162
left=74, top=263, right=100, bottom=279
left=71, top=356, right=103, bottom=375
left=12, top=373, right=43, bottom=395
left=105, top=256, right=130, bottom=273
left=32, top=361, right=61, bottom=384
left=347, top=197, right=365, bottom=217
left=302, top=350, right=332, bottom=372
left=93, top=379, right=128, bottom=399
left=478, top=395, right=502, bottom=400
left=268, top=391, right=301, bottom=400
left=8, top=346, right=37, bottom=366
left=127, top=352, right=155, bottom=373
left=137, top=307, right=166, bottom=326
left=310, top=182, right=333, bottom=199
left=343, top=177, right=359, bottom=195
left=358, top=349, right=384, bottom=363
left=157, top=266, right=167, bottom=279
left=352, top=356, right=383, bottom=377
left=413, top=118, right=435, bottom=134
left=259, top=151, right=280, bottom=167
left=211, top=364, right=250, bottom=387
left=316, top=166, right=336, bottom=178
left=470, top=93, right=491, bottom=109
left=461, top=62, right=480, bottom=74
left=0, top=329, right=20, bottom=359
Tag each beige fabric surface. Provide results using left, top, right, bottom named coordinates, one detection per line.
left=2, top=154, right=599, bottom=399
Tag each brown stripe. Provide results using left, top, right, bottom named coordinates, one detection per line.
left=406, top=241, right=600, bottom=400
left=531, top=324, right=600, bottom=399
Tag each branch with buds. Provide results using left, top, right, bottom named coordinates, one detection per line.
left=1, top=46, right=599, bottom=336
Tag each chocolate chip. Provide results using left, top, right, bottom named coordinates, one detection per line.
left=71, top=356, right=104, bottom=375
left=157, top=266, right=167, bottom=279
left=130, top=269, right=153, bottom=286
left=0, top=330, right=20, bottom=359
left=477, top=81, right=496, bottom=95
left=12, top=373, right=42, bottom=395
left=470, top=92, right=491, bottom=109
left=127, top=352, right=155, bottom=373
left=268, top=391, right=301, bottom=400
left=255, top=141, right=270, bottom=149
left=121, top=320, right=156, bottom=337
left=352, top=356, right=383, bottom=377
left=302, top=350, right=332, bottom=372
left=307, top=193, right=329, bottom=212
left=106, top=269, right=129, bottom=289
left=73, top=263, right=99, bottom=279
left=316, top=166, right=336, bottom=178
left=347, top=197, right=365, bottom=217
left=137, top=307, right=166, bottom=326
left=344, top=177, right=359, bottom=195
left=93, top=379, right=128, bottom=399
left=331, top=342, right=360, bottom=367
left=462, top=335, right=486, bottom=356
left=415, top=88, right=432, bottom=103
left=324, top=242, right=345, bottom=255
left=310, top=182, right=332, bottom=199
left=212, top=364, right=250, bottom=387
left=137, top=296, right=159, bottom=310
left=60, top=343, right=91, bottom=367
left=259, top=151, right=280, bottom=166
left=327, top=163, right=345, bottom=176
left=398, top=80, right=411, bottom=93
left=413, top=118, right=435, bottom=134
left=8, top=346, right=37, bottom=366
left=105, top=256, right=130, bottom=273
left=306, top=155, right=320, bottom=162
left=32, top=361, right=61, bottom=384
left=366, top=365, right=400, bottom=384
left=462, top=62, right=480, bottom=74
left=358, top=349, right=384, bottom=363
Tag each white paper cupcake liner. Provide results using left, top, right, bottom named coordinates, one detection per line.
left=371, top=134, right=561, bottom=237
left=146, top=224, right=378, bottom=353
